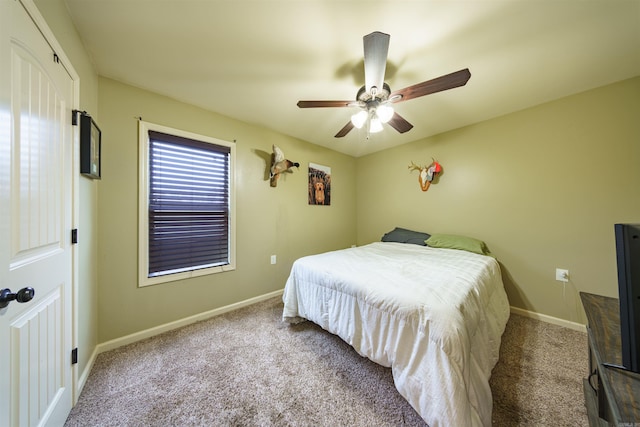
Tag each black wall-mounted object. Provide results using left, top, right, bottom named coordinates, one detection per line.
left=75, top=110, right=102, bottom=179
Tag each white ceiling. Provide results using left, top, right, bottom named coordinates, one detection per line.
left=62, top=0, right=640, bottom=158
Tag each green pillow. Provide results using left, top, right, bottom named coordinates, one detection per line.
left=425, top=234, right=492, bottom=255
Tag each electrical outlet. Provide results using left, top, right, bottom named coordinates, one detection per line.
left=270, top=255, right=277, bottom=265
left=555, top=268, right=569, bottom=282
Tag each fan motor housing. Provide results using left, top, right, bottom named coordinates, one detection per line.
left=356, top=83, right=391, bottom=103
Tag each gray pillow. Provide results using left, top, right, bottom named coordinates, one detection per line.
left=381, top=227, right=431, bottom=246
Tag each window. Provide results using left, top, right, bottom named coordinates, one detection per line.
left=138, top=121, right=235, bottom=286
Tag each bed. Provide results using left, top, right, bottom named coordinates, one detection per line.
left=282, top=238, right=510, bottom=427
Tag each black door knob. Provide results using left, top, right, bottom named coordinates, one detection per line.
left=0, top=287, right=35, bottom=309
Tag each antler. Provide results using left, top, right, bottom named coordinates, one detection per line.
left=408, top=161, right=425, bottom=172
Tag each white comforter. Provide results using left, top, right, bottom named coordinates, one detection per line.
left=282, top=242, right=510, bottom=427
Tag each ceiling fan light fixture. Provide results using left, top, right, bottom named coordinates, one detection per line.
left=369, top=118, right=384, bottom=133
left=296, top=31, right=471, bottom=139
left=376, top=104, right=394, bottom=123
left=351, top=110, right=368, bottom=129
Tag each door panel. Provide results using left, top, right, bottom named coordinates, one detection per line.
left=0, top=0, right=74, bottom=426
left=12, top=288, right=63, bottom=424
left=12, top=40, right=65, bottom=267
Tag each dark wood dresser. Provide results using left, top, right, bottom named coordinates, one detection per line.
left=580, top=292, right=640, bottom=426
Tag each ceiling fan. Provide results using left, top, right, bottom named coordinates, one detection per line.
left=297, top=31, right=471, bottom=138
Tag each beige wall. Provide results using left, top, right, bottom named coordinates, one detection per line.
left=97, top=78, right=357, bottom=342
left=356, top=76, right=640, bottom=324
left=34, top=0, right=100, bottom=378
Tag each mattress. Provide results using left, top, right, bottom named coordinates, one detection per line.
left=282, top=242, right=510, bottom=427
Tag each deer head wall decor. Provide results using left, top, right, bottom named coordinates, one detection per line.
left=408, top=159, right=442, bottom=192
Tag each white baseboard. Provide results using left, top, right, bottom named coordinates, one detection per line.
left=96, top=289, right=284, bottom=354
left=75, top=346, right=99, bottom=402
left=510, top=306, right=586, bottom=333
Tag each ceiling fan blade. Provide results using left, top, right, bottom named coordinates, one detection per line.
left=390, top=68, right=471, bottom=103
left=387, top=112, right=414, bottom=133
left=334, top=121, right=354, bottom=138
left=297, top=100, right=354, bottom=108
left=363, top=31, right=390, bottom=95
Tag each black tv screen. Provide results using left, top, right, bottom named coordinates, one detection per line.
left=614, top=223, right=640, bottom=373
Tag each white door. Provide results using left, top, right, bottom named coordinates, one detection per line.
left=0, top=0, right=74, bottom=426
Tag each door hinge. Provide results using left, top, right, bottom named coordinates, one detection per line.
left=71, top=348, right=78, bottom=365
left=71, top=229, right=78, bottom=244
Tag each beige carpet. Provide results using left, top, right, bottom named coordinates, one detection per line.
left=65, top=297, right=588, bottom=426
